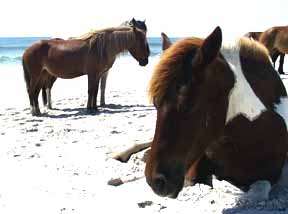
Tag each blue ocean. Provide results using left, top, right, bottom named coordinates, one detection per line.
left=0, top=37, right=179, bottom=66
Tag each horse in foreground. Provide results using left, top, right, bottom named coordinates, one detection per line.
left=145, top=26, right=288, bottom=198
left=23, top=21, right=150, bottom=116
left=245, top=31, right=285, bottom=74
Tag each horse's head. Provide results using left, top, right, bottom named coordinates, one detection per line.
left=128, top=26, right=150, bottom=66
left=145, top=27, right=235, bottom=198
left=130, top=18, right=147, bottom=32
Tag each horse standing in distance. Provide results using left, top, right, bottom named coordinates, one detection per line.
left=71, top=18, right=149, bottom=107
left=145, top=26, right=288, bottom=198
left=245, top=31, right=285, bottom=74
left=23, top=21, right=150, bottom=116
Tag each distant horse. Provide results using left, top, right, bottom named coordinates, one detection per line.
left=245, top=31, right=285, bottom=74
left=71, top=18, right=148, bottom=107
left=259, top=26, right=288, bottom=74
left=38, top=18, right=148, bottom=112
left=145, top=26, right=288, bottom=198
left=23, top=22, right=150, bottom=116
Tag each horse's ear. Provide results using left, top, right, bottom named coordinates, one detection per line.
left=161, top=32, right=172, bottom=50
left=195, top=26, right=222, bottom=66
left=131, top=18, right=136, bottom=25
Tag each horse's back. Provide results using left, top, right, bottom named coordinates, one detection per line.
left=244, top=32, right=262, bottom=41
left=260, top=26, right=288, bottom=52
left=240, top=51, right=286, bottom=109
left=23, top=39, right=89, bottom=78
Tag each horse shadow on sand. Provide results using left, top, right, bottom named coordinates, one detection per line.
left=40, top=104, right=155, bottom=119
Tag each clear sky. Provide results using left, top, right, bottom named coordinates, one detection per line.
left=2, top=0, right=287, bottom=39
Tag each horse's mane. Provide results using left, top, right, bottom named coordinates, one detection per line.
left=222, top=37, right=271, bottom=64
left=71, top=26, right=134, bottom=40
left=148, top=37, right=203, bottom=105
left=148, top=37, right=271, bottom=105
left=72, top=26, right=139, bottom=60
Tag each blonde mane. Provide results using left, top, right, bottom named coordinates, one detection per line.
left=72, top=26, right=140, bottom=61
left=238, top=37, right=271, bottom=63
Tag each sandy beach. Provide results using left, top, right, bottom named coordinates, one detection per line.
left=0, top=56, right=288, bottom=214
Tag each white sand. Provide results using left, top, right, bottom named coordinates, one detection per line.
left=0, top=57, right=288, bottom=214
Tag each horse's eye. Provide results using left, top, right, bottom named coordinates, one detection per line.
left=177, top=96, right=190, bottom=113
left=180, top=104, right=190, bottom=113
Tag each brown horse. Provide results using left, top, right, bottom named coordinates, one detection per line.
left=72, top=18, right=149, bottom=107
left=23, top=22, right=150, bottom=116
left=245, top=31, right=285, bottom=74
left=259, top=26, right=288, bottom=74
left=36, top=19, right=148, bottom=113
left=145, top=26, right=288, bottom=198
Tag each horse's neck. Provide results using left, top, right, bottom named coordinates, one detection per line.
left=114, top=31, right=135, bottom=54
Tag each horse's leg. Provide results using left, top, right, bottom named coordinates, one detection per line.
left=100, top=71, right=109, bottom=106
left=110, top=141, right=151, bottom=162
left=87, top=73, right=100, bottom=112
left=27, top=75, right=39, bottom=116
left=46, top=75, right=57, bottom=109
left=42, top=86, right=48, bottom=107
left=270, top=49, right=280, bottom=68
left=29, top=80, right=42, bottom=116
left=41, top=73, right=57, bottom=109
left=28, top=92, right=36, bottom=115
left=278, top=54, right=285, bottom=74
left=33, top=85, right=42, bottom=116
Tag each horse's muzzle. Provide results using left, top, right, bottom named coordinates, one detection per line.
left=139, top=58, right=148, bottom=66
left=146, top=172, right=183, bottom=198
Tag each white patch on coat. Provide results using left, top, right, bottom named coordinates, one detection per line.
left=221, top=43, right=267, bottom=124
left=275, top=96, right=288, bottom=130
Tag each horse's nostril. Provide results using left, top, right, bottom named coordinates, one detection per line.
left=139, top=58, right=148, bottom=66
left=153, top=174, right=167, bottom=193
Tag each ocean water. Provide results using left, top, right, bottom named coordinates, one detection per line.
left=0, top=37, right=179, bottom=66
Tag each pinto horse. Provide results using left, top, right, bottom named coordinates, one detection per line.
left=23, top=22, right=150, bottom=116
left=145, top=26, right=288, bottom=198
left=245, top=31, right=285, bottom=74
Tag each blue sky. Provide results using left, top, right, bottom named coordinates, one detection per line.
left=2, top=0, right=287, bottom=39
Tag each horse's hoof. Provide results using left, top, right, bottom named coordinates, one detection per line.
left=87, top=108, right=98, bottom=114
left=31, top=111, right=41, bottom=117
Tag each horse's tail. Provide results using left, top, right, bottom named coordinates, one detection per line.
left=22, top=56, right=30, bottom=93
